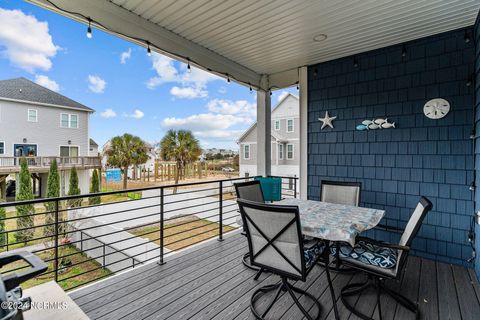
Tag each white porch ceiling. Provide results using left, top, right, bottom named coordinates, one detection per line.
left=29, top=0, right=480, bottom=89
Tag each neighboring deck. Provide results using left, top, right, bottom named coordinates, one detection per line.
left=0, top=156, right=101, bottom=174
left=69, top=232, right=480, bottom=320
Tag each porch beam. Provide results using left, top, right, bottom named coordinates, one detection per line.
left=299, top=66, right=308, bottom=199
left=268, top=68, right=299, bottom=90
left=28, top=0, right=261, bottom=89
left=256, top=75, right=271, bottom=176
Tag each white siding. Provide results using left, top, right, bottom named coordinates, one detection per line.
left=0, top=100, right=90, bottom=157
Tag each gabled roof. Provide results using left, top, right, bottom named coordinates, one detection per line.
left=237, top=93, right=298, bottom=143
left=0, top=77, right=94, bottom=112
left=89, top=138, right=98, bottom=147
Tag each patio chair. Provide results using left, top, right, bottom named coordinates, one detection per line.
left=234, top=180, right=266, bottom=278
left=336, top=196, right=433, bottom=320
left=320, top=180, right=361, bottom=271
left=237, top=199, right=338, bottom=320
left=320, top=180, right=361, bottom=206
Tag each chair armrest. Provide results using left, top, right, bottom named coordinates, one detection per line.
left=356, top=236, right=410, bottom=252
left=375, top=224, right=403, bottom=233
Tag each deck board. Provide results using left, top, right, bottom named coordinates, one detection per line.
left=69, top=233, right=480, bottom=320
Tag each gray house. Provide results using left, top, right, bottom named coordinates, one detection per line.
left=0, top=77, right=101, bottom=200
left=237, top=93, right=299, bottom=178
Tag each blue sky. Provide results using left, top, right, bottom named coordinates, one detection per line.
left=0, top=0, right=297, bottom=150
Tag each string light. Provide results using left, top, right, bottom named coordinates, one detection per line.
left=187, top=59, right=191, bottom=73
left=146, top=41, right=151, bottom=56
left=401, top=45, right=407, bottom=57
left=44, top=0, right=310, bottom=94
left=464, top=30, right=471, bottom=44
left=296, top=81, right=299, bottom=90
left=86, top=17, right=92, bottom=39
left=249, top=83, right=252, bottom=93
left=353, top=56, right=358, bottom=68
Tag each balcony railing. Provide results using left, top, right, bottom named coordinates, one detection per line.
left=0, top=175, right=298, bottom=291
left=0, top=156, right=101, bottom=170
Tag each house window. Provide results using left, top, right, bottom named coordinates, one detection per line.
left=28, top=109, right=37, bottom=122
left=60, top=146, right=79, bottom=157
left=287, top=144, right=294, bottom=160
left=61, top=113, right=79, bottom=128
left=278, top=144, right=283, bottom=160
left=243, top=144, right=250, bottom=160
left=287, top=119, right=294, bottom=132
left=274, top=120, right=280, bottom=131
left=0, top=142, right=4, bottom=155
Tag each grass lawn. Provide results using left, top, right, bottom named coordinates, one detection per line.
left=0, top=244, right=111, bottom=290
left=130, top=216, right=236, bottom=251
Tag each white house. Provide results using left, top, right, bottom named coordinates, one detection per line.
left=0, top=77, right=101, bottom=200
left=237, top=93, right=299, bottom=178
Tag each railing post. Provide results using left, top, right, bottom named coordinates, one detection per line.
left=294, top=178, right=297, bottom=199
left=54, top=199, right=59, bottom=283
left=80, top=231, right=83, bottom=253
left=102, top=243, right=106, bottom=269
left=158, top=187, right=165, bottom=265
left=218, top=181, right=223, bottom=241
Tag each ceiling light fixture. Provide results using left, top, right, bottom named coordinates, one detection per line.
left=313, top=34, right=328, bottom=42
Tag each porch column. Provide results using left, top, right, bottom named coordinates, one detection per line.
left=256, top=83, right=271, bottom=177
left=299, top=66, right=308, bottom=199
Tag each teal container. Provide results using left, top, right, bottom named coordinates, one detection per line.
left=254, top=177, right=282, bottom=201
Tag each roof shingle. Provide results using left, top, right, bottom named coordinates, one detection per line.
left=0, top=77, right=94, bottom=112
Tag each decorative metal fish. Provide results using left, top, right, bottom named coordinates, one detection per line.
left=374, top=118, right=387, bottom=125
left=356, top=124, right=368, bottom=130
left=356, top=118, right=395, bottom=130
left=381, top=122, right=395, bottom=128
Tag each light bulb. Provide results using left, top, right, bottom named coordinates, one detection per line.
left=86, top=18, right=92, bottom=39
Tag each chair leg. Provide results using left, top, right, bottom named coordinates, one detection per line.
left=242, top=252, right=261, bottom=271
left=325, top=261, right=340, bottom=320
left=250, top=278, right=322, bottom=320
left=340, top=276, right=419, bottom=320
left=254, top=268, right=263, bottom=280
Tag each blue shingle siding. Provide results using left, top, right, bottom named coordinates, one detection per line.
left=308, top=28, right=476, bottom=268
left=474, top=12, right=480, bottom=280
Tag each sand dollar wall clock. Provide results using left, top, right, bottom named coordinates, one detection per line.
left=423, top=98, right=450, bottom=119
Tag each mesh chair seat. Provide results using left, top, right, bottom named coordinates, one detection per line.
left=330, top=240, right=398, bottom=269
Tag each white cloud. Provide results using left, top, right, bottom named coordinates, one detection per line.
left=162, top=113, right=250, bottom=131
left=88, top=75, right=106, bottom=93
left=34, top=75, right=59, bottom=92
left=123, top=109, right=144, bottom=119
left=194, top=130, right=244, bottom=140
left=120, top=48, right=132, bottom=64
left=146, top=53, right=221, bottom=98
left=100, top=108, right=117, bottom=118
left=207, top=99, right=255, bottom=117
left=277, top=90, right=290, bottom=102
left=170, top=86, right=208, bottom=99
left=0, top=8, right=59, bottom=73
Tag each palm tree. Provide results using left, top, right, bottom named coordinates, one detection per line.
left=160, top=130, right=202, bottom=192
left=104, top=133, right=149, bottom=189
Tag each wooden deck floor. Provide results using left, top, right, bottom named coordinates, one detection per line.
left=69, top=232, right=480, bottom=320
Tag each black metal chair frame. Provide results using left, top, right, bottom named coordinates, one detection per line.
left=238, top=199, right=339, bottom=320
left=234, top=180, right=266, bottom=278
left=320, top=180, right=362, bottom=273
left=339, top=196, right=433, bottom=320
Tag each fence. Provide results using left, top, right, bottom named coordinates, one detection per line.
left=0, top=175, right=298, bottom=291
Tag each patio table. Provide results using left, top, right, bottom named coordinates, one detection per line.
left=277, top=198, right=385, bottom=246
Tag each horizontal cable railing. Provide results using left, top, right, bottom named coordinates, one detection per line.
left=0, top=175, right=298, bottom=291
